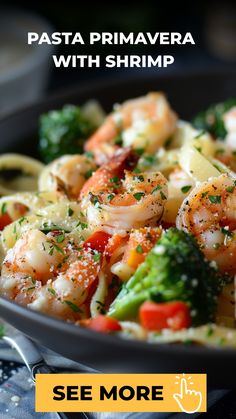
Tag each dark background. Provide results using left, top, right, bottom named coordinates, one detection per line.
left=2, top=0, right=236, bottom=92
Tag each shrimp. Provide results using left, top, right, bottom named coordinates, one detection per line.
left=80, top=148, right=168, bottom=231
left=0, top=229, right=102, bottom=320
left=176, top=173, right=236, bottom=274
left=85, top=92, right=177, bottom=164
left=39, top=154, right=97, bottom=199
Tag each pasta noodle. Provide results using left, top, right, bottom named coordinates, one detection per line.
left=0, top=153, right=44, bottom=195
left=90, top=271, right=108, bottom=317
left=179, top=143, right=221, bottom=182
left=172, top=120, right=216, bottom=156
left=147, top=325, right=236, bottom=347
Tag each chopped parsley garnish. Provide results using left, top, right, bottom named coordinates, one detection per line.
left=208, top=195, right=221, bottom=204
left=48, top=243, right=64, bottom=256
left=1, top=203, right=7, bottom=215
left=160, top=191, right=167, bottom=200
left=110, top=176, right=119, bottom=185
left=133, top=167, right=141, bottom=174
left=226, top=186, right=234, bottom=193
left=76, top=221, right=88, bottom=230
left=18, top=216, right=26, bottom=225
left=143, top=155, right=157, bottom=165
left=26, top=286, right=35, bottom=292
left=67, top=207, right=74, bottom=217
left=151, top=185, right=161, bottom=194
left=56, top=233, right=65, bottom=243
left=201, top=191, right=209, bottom=198
left=134, top=148, right=144, bottom=156
left=89, top=193, right=101, bottom=207
left=85, top=169, right=93, bottom=179
left=96, top=300, right=106, bottom=314
left=221, top=227, right=234, bottom=238
left=96, top=300, right=105, bottom=307
left=85, top=151, right=94, bottom=159
left=48, top=287, right=56, bottom=296
left=13, top=224, right=18, bottom=239
left=181, top=185, right=192, bottom=194
left=93, top=252, right=101, bottom=263
left=206, top=325, right=214, bottom=337
left=133, top=175, right=144, bottom=182
left=107, top=194, right=115, bottom=202
left=40, top=222, right=70, bottom=234
left=42, top=222, right=50, bottom=230
left=133, top=192, right=145, bottom=201
left=136, top=244, right=143, bottom=254
left=64, top=300, right=82, bottom=313
left=114, top=134, right=123, bottom=146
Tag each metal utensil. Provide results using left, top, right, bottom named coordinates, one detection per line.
left=3, top=331, right=89, bottom=419
left=3, top=333, right=53, bottom=381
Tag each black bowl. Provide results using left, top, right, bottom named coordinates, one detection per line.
left=1, top=71, right=236, bottom=387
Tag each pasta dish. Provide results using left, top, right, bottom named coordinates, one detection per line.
left=0, top=93, right=235, bottom=348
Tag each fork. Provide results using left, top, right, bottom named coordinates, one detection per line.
left=3, top=331, right=89, bottom=419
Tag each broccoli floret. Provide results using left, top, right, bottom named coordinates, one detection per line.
left=39, top=105, right=95, bottom=163
left=192, top=99, right=236, bottom=139
left=108, top=228, right=231, bottom=325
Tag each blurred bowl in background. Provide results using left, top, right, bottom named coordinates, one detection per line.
left=205, top=3, right=236, bottom=62
left=0, top=8, right=54, bottom=117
